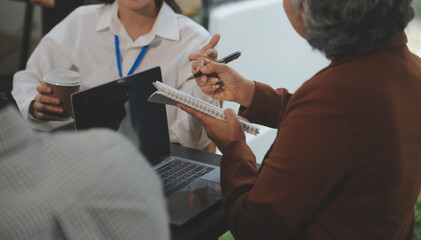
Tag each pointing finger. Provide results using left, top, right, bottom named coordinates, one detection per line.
left=200, top=34, right=221, bottom=56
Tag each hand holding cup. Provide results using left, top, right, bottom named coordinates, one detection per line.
left=30, top=70, right=82, bottom=121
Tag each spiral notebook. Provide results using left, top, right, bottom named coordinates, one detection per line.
left=148, top=81, right=260, bottom=136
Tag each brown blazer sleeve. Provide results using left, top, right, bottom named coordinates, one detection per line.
left=238, top=81, right=292, bottom=128
left=221, top=81, right=351, bottom=239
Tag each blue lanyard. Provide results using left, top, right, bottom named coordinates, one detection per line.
left=114, top=35, right=150, bottom=78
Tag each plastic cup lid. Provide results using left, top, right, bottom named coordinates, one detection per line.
left=43, top=70, right=82, bottom=87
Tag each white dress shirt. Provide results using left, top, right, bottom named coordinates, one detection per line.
left=0, top=105, right=169, bottom=240
left=12, top=2, right=216, bottom=149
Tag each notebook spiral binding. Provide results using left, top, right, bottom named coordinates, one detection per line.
left=154, top=81, right=260, bottom=136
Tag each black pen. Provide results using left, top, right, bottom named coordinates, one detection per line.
left=186, top=51, right=241, bottom=80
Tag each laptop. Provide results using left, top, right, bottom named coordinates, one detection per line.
left=71, top=67, right=222, bottom=226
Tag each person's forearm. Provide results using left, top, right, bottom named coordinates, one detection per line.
left=236, top=79, right=256, bottom=108
left=238, top=82, right=292, bottom=128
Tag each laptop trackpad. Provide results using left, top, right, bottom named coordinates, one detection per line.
left=201, top=167, right=220, bottom=183
left=168, top=179, right=222, bottom=226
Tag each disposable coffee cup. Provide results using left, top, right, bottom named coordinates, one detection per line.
left=43, top=70, right=82, bottom=119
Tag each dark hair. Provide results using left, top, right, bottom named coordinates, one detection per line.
left=99, top=0, right=181, bottom=14
left=292, top=0, right=415, bottom=60
left=156, top=0, right=181, bottom=14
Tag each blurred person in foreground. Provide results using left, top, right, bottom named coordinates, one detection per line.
left=0, top=101, right=169, bottom=239
left=184, top=0, right=421, bottom=239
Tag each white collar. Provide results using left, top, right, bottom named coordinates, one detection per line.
left=95, top=2, right=115, bottom=33
left=95, top=2, right=180, bottom=44
left=152, top=2, right=180, bottom=42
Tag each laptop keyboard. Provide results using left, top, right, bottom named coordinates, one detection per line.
left=156, top=159, right=214, bottom=196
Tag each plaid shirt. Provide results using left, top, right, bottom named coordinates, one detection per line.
left=0, top=106, right=169, bottom=240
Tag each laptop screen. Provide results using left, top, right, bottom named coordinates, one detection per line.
left=72, top=67, right=171, bottom=164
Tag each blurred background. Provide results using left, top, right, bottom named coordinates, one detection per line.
left=0, top=0, right=421, bottom=238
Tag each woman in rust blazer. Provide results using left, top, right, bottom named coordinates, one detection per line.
left=182, top=0, right=421, bottom=239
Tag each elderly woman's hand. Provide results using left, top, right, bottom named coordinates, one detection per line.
left=196, top=61, right=255, bottom=108
left=178, top=104, right=245, bottom=152
left=188, top=34, right=255, bottom=107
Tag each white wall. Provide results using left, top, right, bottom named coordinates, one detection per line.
left=208, top=0, right=330, bottom=161
left=406, top=18, right=421, bottom=57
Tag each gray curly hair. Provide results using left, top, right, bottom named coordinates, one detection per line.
left=291, top=0, right=415, bottom=60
